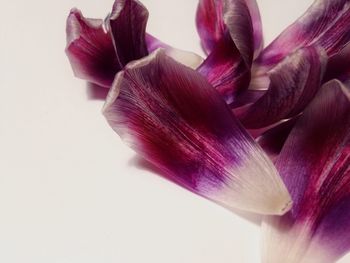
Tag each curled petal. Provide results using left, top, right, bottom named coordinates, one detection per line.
left=196, top=0, right=226, bottom=54
left=224, top=0, right=254, bottom=66
left=196, top=0, right=263, bottom=58
left=65, top=8, right=120, bottom=88
left=197, top=36, right=251, bottom=104
left=256, top=0, right=350, bottom=70
left=103, top=49, right=291, bottom=215
left=237, top=47, right=327, bottom=129
left=109, top=0, right=149, bottom=67
left=262, top=80, right=350, bottom=263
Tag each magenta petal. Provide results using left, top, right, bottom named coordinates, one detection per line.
left=109, top=0, right=149, bottom=67
left=103, top=50, right=291, bottom=215
left=196, top=0, right=263, bottom=58
left=65, top=9, right=120, bottom=88
left=196, top=0, right=226, bottom=54
left=262, top=80, right=350, bottom=263
left=197, top=36, right=251, bottom=104
left=256, top=0, right=350, bottom=70
left=237, top=47, right=327, bottom=129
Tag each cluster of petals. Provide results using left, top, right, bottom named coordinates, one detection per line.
left=66, top=0, right=350, bottom=262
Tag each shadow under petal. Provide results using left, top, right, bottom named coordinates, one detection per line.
left=86, top=82, right=109, bottom=100
left=128, top=155, right=262, bottom=226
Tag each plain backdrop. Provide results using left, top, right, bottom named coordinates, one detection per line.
left=0, top=0, right=349, bottom=262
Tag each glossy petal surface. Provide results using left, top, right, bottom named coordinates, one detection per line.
left=103, top=50, right=291, bottom=215
left=66, top=9, right=120, bottom=88
left=262, top=80, right=350, bottom=263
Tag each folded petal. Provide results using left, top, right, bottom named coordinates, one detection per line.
left=103, top=49, right=291, bottom=215
left=109, top=0, right=149, bottom=67
left=262, top=80, right=350, bottom=263
left=196, top=0, right=263, bottom=58
left=237, top=47, right=326, bottom=129
left=65, top=8, right=120, bottom=88
left=256, top=0, right=350, bottom=70
left=197, top=35, right=251, bottom=104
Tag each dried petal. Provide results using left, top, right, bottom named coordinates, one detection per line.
left=262, top=80, right=350, bottom=263
left=103, top=50, right=291, bottom=215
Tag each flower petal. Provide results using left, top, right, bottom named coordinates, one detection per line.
left=256, top=118, right=298, bottom=163
left=103, top=49, right=291, bottom=215
left=262, top=79, right=350, bottom=263
left=65, top=8, right=120, bottom=88
left=256, top=0, right=350, bottom=70
left=196, top=0, right=263, bottom=58
left=197, top=35, right=251, bottom=104
left=146, top=34, right=204, bottom=69
left=237, top=47, right=327, bottom=129
left=196, top=0, right=226, bottom=54
left=109, top=0, right=149, bottom=67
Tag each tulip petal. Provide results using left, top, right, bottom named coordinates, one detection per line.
left=237, top=47, right=326, bottom=129
left=256, top=0, right=350, bottom=70
left=324, top=42, right=350, bottom=82
left=109, top=0, right=149, bottom=67
left=196, top=0, right=226, bottom=54
left=103, top=49, right=291, bottom=215
left=256, top=118, right=298, bottom=163
left=65, top=8, right=120, bottom=88
left=197, top=35, right=251, bottom=104
left=196, top=0, right=263, bottom=58
left=262, top=80, right=350, bottom=263
left=146, top=34, right=204, bottom=69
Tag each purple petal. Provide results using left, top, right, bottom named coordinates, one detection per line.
left=146, top=34, right=204, bottom=69
left=109, top=0, right=149, bottom=67
left=197, top=36, right=251, bottom=104
left=196, top=0, right=263, bottom=58
left=256, top=0, right=350, bottom=70
left=324, top=42, right=350, bottom=82
left=65, top=8, right=120, bottom=88
left=237, top=47, right=327, bottom=129
left=262, top=80, right=350, bottom=263
left=103, top=50, right=291, bottom=215
left=256, top=118, right=298, bottom=163
left=196, top=0, right=226, bottom=54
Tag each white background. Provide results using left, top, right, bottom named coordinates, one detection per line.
left=1, top=0, right=349, bottom=262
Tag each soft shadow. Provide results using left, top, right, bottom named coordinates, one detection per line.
left=128, top=155, right=262, bottom=225
left=86, top=82, right=109, bottom=100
